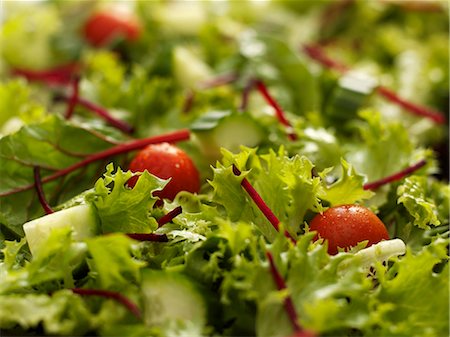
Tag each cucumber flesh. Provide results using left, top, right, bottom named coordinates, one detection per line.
left=23, top=204, right=98, bottom=256
left=173, top=46, right=212, bottom=89
left=141, top=269, right=206, bottom=330
left=192, top=110, right=265, bottom=160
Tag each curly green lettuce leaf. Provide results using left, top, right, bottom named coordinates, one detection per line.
left=0, top=290, right=95, bottom=335
left=0, top=227, right=84, bottom=294
left=397, top=176, right=449, bottom=229
left=370, top=238, right=449, bottom=337
left=210, top=147, right=325, bottom=240
left=346, top=110, right=414, bottom=182
left=91, top=164, right=166, bottom=234
left=85, top=234, right=145, bottom=290
left=322, top=159, right=374, bottom=206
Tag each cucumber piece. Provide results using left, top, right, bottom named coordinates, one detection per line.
left=326, top=71, right=378, bottom=123
left=192, top=110, right=265, bottom=160
left=173, top=46, right=212, bottom=89
left=141, top=269, right=207, bottom=330
left=23, top=204, right=98, bottom=255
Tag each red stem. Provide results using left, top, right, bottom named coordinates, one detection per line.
left=363, top=159, right=427, bottom=190
left=71, top=288, right=141, bottom=319
left=239, top=78, right=256, bottom=112
left=232, top=165, right=296, bottom=243
left=266, top=251, right=302, bottom=332
left=182, top=89, right=196, bottom=114
left=377, top=86, right=446, bottom=124
left=302, top=44, right=348, bottom=74
left=70, top=96, right=134, bottom=134
left=254, top=80, right=298, bottom=141
left=65, top=77, right=80, bottom=119
left=157, top=206, right=182, bottom=227
left=302, top=44, right=446, bottom=125
left=126, top=233, right=169, bottom=242
left=12, top=63, right=80, bottom=85
left=197, top=72, right=239, bottom=89
left=0, top=129, right=191, bottom=197
left=33, top=167, right=54, bottom=215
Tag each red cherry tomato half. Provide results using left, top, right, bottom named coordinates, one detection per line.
left=128, top=143, right=200, bottom=201
left=309, top=204, right=390, bottom=255
left=83, top=10, right=142, bottom=47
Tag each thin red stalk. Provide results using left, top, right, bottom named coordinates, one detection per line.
left=302, top=44, right=446, bottom=124
left=65, top=76, right=80, bottom=119
left=239, top=78, right=256, bottom=112
left=254, top=80, right=298, bottom=141
left=302, top=44, right=348, bottom=74
left=12, top=63, right=80, bottom=85
left=197, top=72, right=239, bottom=89
left=74, top=97, right=134, bottom=134
left=71, top=288, right=141, bottom=319
left=232, top=165, right=296, bottom=243
left=33, top=167, right=54, bottom=215
left=126, top=233, right=169, bottom=242
left=157, top=206, right=182, bottom=228
left=182, top=89, right=196, bottom=113
left=266, top=251, right=302, bottom=332
left=363, top=159, right=427, bottom=190
left=0, top=129, right=191, bottom=197
left=377, top=86, right=446, bottom=124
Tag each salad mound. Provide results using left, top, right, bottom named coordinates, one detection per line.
left=0, top=1, right=449, bottom=337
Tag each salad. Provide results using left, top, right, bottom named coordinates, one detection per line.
left=0, top=1, right=449, bottom=336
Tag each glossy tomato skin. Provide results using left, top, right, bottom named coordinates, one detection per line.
left=309, top=204, right=389, bottom=255
left=128, top=143, right=200, bottom=201
left=83, top=10, right=141, bottom=47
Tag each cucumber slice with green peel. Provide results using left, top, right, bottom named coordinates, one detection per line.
left=326, top=71, right=378, bottom=123
left=192, top=110, right=265, bottom=160
left=23, top=204, right=99, bottom=255
left=173, top=46, right=213, bottom=89
left=141, top=269, right=207, bottom=330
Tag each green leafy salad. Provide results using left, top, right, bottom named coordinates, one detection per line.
left=0, top=1, right=449, bottom=336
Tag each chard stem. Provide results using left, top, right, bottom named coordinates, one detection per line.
left=266, top=251, right=314, bottom=335
left=33, top=167, right=54, bottom=215
left=71, top=288, right=142, bottom=319
left=157, top=206, right=183, bottom=227
left=254, top=80, right=298, bottom=140
left=232, top=165, right=296, bottom=243
left=363, top=159, right=427, bottom=190
left=126, top=233, right=169, bottom=242
left=1, top=129, right=191, bottom=197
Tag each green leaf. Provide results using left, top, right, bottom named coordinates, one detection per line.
left=91, top=164, right=166, bottom=234
left=322, top=159, right=374, bottom=206
left=346, top=110, right=414, bottom=182
left=0, top=115, right=124, bottom=237
left=0, top=290, right=94, bottom=335
left=85, top=234, right=145, bottom=290
left=371, top=238, right=449, bottom=337
left=0, top=227, right=84, bottom=294
left=397, top=176, right=449, bottom=229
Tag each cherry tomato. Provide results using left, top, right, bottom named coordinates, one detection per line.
left=309, top=204, right=389, bottom=255
left=128, top=143, right=200, bottom=201
left=83, top=9, right=142, bottom=47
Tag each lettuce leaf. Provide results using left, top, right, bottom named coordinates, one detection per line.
left=371, top=238, right=449, bottom=337
left=0, top=115, right=125, bottom=237
left=90, top=164, right=166, bottom=234
left=85, top=234, right=145, bottom=290
left=0, top=227, right=84, bottom=294
left=397, top=176, right=449, bottom=229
